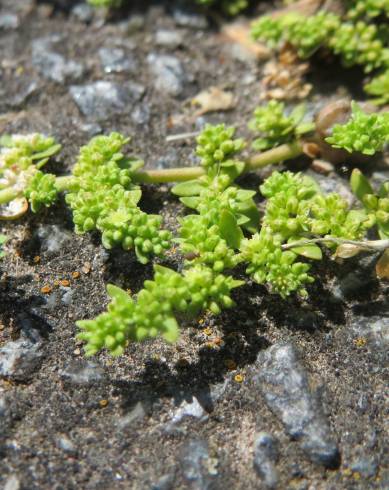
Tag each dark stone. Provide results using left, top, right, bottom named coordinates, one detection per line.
left=253, top=432, right=279, bottom=489
left=253, top=343, right=340, bottom=468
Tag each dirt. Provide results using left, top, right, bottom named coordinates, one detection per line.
left=0, top=1, right=388, bottom=489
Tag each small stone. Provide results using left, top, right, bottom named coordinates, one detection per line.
left=253, top=433, right=279, bottom=489
left=32, top=37, right=84, bottom=84
left=131, top=104, right=151, bottom=125
left=61, top=288, right=74, bottom=306
left=8, top=81, right=39, bottom=109
left=70, top=81, right=144, bottom=121
left=37, top=224, right=72, bottom=254
left=350, top=456, right=378, bottom=478
left=155, top=29, right=184, bottom=48
left=165, top=396, right=207, bottom=433
left=126, top=14, right=145, bottom=34
left=98, top=47, right=138, bottom=74
left=147, top=54, right=186, bottom=97
left=253, top=343, right=340, bottom=468
left=71, top=3, right=94, bottom=23
left=4, top=475, right=20, bottom=490
left=56, top=436, right=77, bottom=455
left=173, top=8, right=208, bottom=29
left=116, top=402, right=146, bottom=429
left=0, top=13, right=19, bottom=30
left=79, top=122, right=102, bottom=136
left=181, top=439, right=218, bottom=489
left=60, top=361, right=105, bottom=385
left=151, top=474, right=175, bottom=490
left=0, top=338, right=43, bottom=382
left=350, top=316, right=389, bottom=348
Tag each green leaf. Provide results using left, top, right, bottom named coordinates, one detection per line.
left=135, top=246, right=149, bottom=264
left=288, top=238, right=323, bottom=260
left=31, top=143, right=62, bottom=162
left=220, top=160, right=245, bottom=181
left=219, top=209, right=243, bottom=249
left=235, top=200, right=260, bottom=233
left=0, top=134, right=13, bottom=147
left=162, top=317, right=179, bottom=343
left=107, top=284, right=131, bottom=301
left=172, top=180, right=205, bottom=197
left=350, top=169, right=374, bottom=201
left=180, top=196, right=201, bottom=209
left=290, top=103, right=307, bottom=125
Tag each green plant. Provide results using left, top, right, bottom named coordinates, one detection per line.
left=251, top=4, right=389, bottom=97
left=364, top=70, right=389, bottom=105
left=248, top=101, right=314, bottom=151
left=0, top=234, right=6, bottom=258
left=351, top=169, right=389, bottom=239
left=325, top=102, right=389, bottom=155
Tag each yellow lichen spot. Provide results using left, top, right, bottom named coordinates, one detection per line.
left=203, top=327, right=212, bottom=336
left=354, top=337, right=367, bottom=348
left=53, top=280, right=60, bottom=287
left=234, top=373, right=244, bottom=383
left=353, top=472, right=361, bottom=481
left=343, top=468, right=352, bottom=477
left=224, top=359, right=237, bottom=371
left=99, top=399, right=109, bottom=408
left=33, top=256, right=40, bottom=264
left=40, top=285, right=52, bottom=294
left=198, top=318, right=205, bottom=325
left=60, top=279, right=70, bottom=287
left=71, top=271, right=80, bottom=279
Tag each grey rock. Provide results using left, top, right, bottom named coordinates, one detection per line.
left=61, top=287, right=74, bottom=306
left=0, top=339, right=43, bottom=381
left=253, top=432, right=279, bottom=489
left=32, top=37, right=84, bottom=84
left=147, top=54, right=185, bottom=97
left=173, top=9, right=208, bottom=29
left=60, top=361, right=105, bottom=385
left=165, top=396, right=207, bottom=433
left=126, top=14, right=145, bottom=34
left=116, top=402, right=146, bottom=430
left=9, top=81, right=39, bottom=108
left=71, top=3, right=94, bottom=23
left=4, top=475, right=20, bottom=490
left=181, top=439, right=218, bottom=489
left=70, top=81, right=144, bottom=121
left=151, top=474, right=175, bottom=490
left=155, top=29, right=184, bottom=48
left=351, top=316, right=389, bottom=347
left=56, top=436, right=77, bottom=455
left=351, top=456, right=378, bottom=478
left=155, top=149, right=180, bottom=170
left=79, top=122, right=102, bottom=136
left=254, top=343, right=340, bottom=468
left=37, top=224, right=72, bottom=253
left=43, top=292, right=60, bottom=312
left=131, top=104, right=151, bottom=125
left=0, top=13, right=19, bottom=30
left=98, top=47, right=138, bottom=74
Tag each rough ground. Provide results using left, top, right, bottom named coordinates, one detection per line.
left=0, top=1, right=388, bottom=489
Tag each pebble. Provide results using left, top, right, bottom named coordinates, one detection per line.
left=253, top=342, right=340, bottom=468
left=3, top=475, right=20, bottom=490
left=60, top=361, right=105, bottom=385
left=131, top=104, right=151, bottom=125
left=181, top=439, right=218, bottom=489
left=56, top=435, right=77, bottom=455
left=37, top=224, right=72, bottom=254
left=116, top=402, right=146, bottom=430
left=147, top=54, right=186, bottom=97
left=155, top=29, right=184, bottom=48
left=350, top=456, right=378, bottom=478
left=253, top=433, right=279, bottom=489
left=71, top=3, right=94, bottom=23
left=0, top=13, right=19, bottom=30
left=0, top=338, right=43, bottom=381
left=31, top=36, right=84, bottom=84
left=98, top=47, right=138, bottom=74
left=173, top=8, right=208, bottom=29
left=70, top=81, right=144, bottom=121
left=8, top=80, right=39, bottom=109
left=151, top=474, right=175, bottom=490
left=350, top=316, right=389, bottom=347
left=165, top=396, right=207, bottom=433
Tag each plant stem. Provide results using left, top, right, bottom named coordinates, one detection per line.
left=0, top=187, right=20, bottom=205
left=283, top=237, right=389, bottom=252
left=0, top=142, right=304, bottom=205
left=133, top=141, right=303, bottom=184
